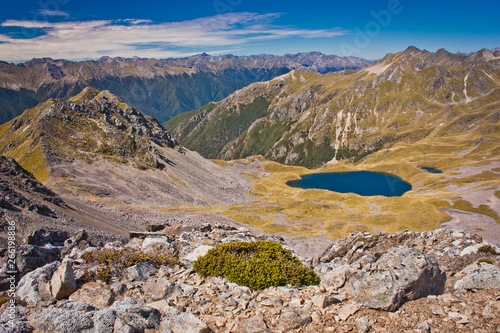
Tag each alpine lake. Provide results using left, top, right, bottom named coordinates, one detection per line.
left=287, top=171, right=412, bottom=197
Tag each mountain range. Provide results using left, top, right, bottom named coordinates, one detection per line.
left=165, top=47, right=500, bottom=168
left=0, top=52, right=371, bottom=125
left=0, top=46, right=499, bottom=245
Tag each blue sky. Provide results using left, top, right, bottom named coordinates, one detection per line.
left=0, top=0, right=498, bottom=62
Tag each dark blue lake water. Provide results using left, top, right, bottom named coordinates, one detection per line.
left=418, top=166, right=443, bottom=174
left=287, top=171, right=412, bottom=197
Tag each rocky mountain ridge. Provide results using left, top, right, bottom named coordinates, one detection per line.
left=166, top=46, right=500, bottom=168
left=0, top=52, right=371, bottom=124
left=2, top=223, right=499, bottom=332
left=0, top=88, right=257, bottom=243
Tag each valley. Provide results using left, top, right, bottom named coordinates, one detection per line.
left=1, top=1, right=499, bottom=330
left=0, top=48, right=498, bottom=249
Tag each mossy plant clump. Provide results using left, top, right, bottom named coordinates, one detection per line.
left=82, top=249, right=179, bottom=282
left=478, top=245, right=498, bottom=255
left=193, top=240, right=319, bottom=290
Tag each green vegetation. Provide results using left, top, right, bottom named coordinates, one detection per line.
left=478, top=245, right=498, bottom=255
left=194, top=241, right=319, bottom=290
left=180, top=97, right=271, bottom=158
left=478, top=258, right=494, bottom=264
left=82, top=249, right=179, bottom=283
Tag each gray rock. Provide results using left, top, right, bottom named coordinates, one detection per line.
left=355, top=317, right=370, bottom=332
left=55, top=300, right=96, bottom=312
left=51, top=262, right=77, bottom=299
left=239, top=315, right=269, bottom=333
left=110, top=298, right=161, bottom=332
left=0, top=321, right=33, bottom=333
left=93, top=309, right=116, bottom=333
left=184, top=245, right=213, bottom=262
left=15, top=245, right=61, bottom=274
left=311, top=295, right=340, bottom=309
left=142, top=236, right=170, bottom=249
left=113, top=318, right=135, bottom=333
left=62, top=230, right=88, bottom=253
left=337, top=302, right=362, bottom=321
left=430, top=305, right=445, bottom=316
left=275, top=308, right=312, bottom=332
left=318, top=263, right=350, bottom=290
left=69, top=282, right=113, bottom=309
left=454, top=263, right=500, bottom=290
left=143, top=277, right=176, bottom=301
left=448, top=312, right=468, bottom=324
left=0, top=305, right=31, bottom=333
left=159, top=305, right=211, bottom=333
left=348, top=246, right=446, bottom=311
left=25, top=228, right=69, bottom=246
left=16, top=261, right=59, bottom=307
left=31, top=308, right=94, bottom=333
left=126, top=262, right=158, bottom=281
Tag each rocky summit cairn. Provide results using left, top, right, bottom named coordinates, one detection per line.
left=0, top=225, right=499, bottom=332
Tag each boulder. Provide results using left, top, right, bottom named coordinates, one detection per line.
left=51, top=262, right=77, bottom=299
left=25, top=228, right=69, bottom=246
left=142, top=235, right=170, bottom=249
left=15, top=245, right=61, bottom=274
left=239, top=315, right=270, bottom=333
left=159, top=304, right=212, bottom=333
left=311, top=295, right=340, bottom=309
left=93, top=309, right=116, bottom=333
left=184, top=245, right=214, bottom=262
left=16, top=261, right=59, bottom=307
left=454, top=262, right=500, bottom=290
left=69, top=282, right=113, bottom=308
left=31, top=307, right=94, bottom=333
left=316, top=262, right=350, bottom=290
left=126, top=262, right=158, bottom=281
left=275, top=308, right=312, bottom=332
left=110, top=298, right=161, bottom=332
left=348, top=246, right=446, bottom=311
left=0, top=302, right=32, bottom=332
left=355, top=317, right=371, bottom=333
left=143, top=277, right=176, bottom=301
left=337, top=302, right=362, bottom=321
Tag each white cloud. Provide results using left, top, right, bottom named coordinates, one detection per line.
left=0, top=13, right=346, bottom=62
left=38, top=10, right=70, bottom=17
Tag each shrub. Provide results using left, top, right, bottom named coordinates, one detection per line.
left=478, top=258, right=494, bottom=264
left=82, top=249, right=179, bottom=282
left=478, top=245, right=498, bottom=255
left=193, top=240, right=319, bottom=290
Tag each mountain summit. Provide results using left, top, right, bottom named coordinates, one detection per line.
left=0, top=88, right=250, bottom=207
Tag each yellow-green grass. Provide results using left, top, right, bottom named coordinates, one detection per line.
left=156, top=130, right=499, bottom=240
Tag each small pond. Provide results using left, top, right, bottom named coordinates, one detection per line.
left=287, top=171, right=412, bottom=197
left=418, top=166, right=443, bottom=174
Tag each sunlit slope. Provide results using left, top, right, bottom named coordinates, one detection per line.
left=167, top=47, right=500, bottom=169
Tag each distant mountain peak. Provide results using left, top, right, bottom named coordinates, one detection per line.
left=404, top=46, right=421, bottom=53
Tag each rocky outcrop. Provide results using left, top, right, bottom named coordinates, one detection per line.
left=26, top=228, right=69, bottom=247
left=69, top=282, right=114, bottom=309
left=454, top=262, right=500, bottom=291
left=347, top=246, right=446, bottom=311
left=51, top=262, right=77, bottom=299
left=16, top=261, right=60, bottom=307
left=3, top=224, right=500, bottom=333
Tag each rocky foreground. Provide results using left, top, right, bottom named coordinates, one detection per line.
left=1, top=223, right=499, bottom=333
